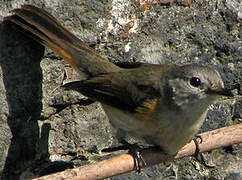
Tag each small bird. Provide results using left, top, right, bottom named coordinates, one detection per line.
left=7, top=5, right=233, bottom=165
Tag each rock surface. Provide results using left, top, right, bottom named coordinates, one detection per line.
left=0, top=0, right=241, bottom=179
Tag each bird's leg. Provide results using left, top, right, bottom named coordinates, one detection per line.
left=193, top=135, right=203, bottom=158
left=119, top=139, right=147, bottom=172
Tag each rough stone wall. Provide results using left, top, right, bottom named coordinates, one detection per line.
left=0, top=0, right=241, bottom=179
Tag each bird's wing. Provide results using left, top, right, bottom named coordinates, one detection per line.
left=63, top=64, right=173, bottom=112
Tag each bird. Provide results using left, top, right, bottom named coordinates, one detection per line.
left=6, top=4, right=233, bottom=168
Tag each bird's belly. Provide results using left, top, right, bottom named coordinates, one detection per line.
left=101, top=104, right=156, bottom=139
left=147, top=111, right=207, bottom=155
left=149, top=124, right=199, bottom=154
left=102, top=104, right=206, bottom=155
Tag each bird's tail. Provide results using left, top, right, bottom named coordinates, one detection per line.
left=6, top=5, right=120, bottom=77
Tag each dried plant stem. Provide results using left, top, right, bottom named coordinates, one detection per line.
left=33, top=123, right=242, bottom=180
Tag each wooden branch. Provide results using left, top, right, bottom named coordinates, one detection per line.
left=32, top=123, right=242, bottom=180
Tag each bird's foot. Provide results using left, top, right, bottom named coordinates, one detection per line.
left=193, top=135, right=203, bottom=159
left=120, top=140, right=147, bottom=172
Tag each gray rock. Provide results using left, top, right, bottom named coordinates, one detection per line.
left=0, top=0, right=241, bottom=179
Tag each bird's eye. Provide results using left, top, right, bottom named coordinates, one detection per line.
left=190, top=77, right=201, bottom=87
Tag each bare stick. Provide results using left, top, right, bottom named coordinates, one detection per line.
left=32, top=123, right=242, bottom=180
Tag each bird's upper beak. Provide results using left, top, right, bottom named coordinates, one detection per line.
left=208, top=79, right=234, bottom=97
left=208, top=85, right=234, bottom=97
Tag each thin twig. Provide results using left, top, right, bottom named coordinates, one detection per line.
left=32, top=123, right=242, bottom=180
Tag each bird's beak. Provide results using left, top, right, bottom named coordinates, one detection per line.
left=208, top=88, right=234, bottom=97
left=215, top=88, right=234, bottom=97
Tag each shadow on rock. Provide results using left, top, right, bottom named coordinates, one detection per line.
left=0, top=20, right=75, bottom=179
left=0, top=20, right=43, bottom=179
